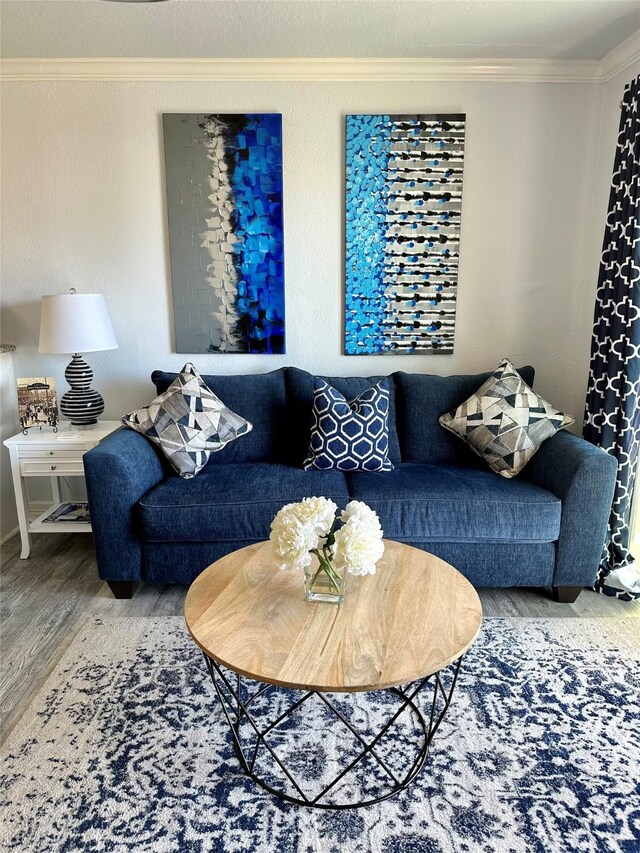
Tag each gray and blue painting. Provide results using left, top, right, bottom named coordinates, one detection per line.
left=345, top=114, right=465, bottom=355
left=163, top=113, right=284, bottom=354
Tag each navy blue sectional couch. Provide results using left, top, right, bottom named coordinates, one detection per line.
left=84, top=366, right=617, bottom=601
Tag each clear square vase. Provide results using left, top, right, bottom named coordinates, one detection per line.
left=303, top=559, right=345, bottom=605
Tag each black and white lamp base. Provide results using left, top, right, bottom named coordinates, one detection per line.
left=60, top=354, right=105, bottom=428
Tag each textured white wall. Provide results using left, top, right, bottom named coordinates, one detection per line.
left=0, top=77, right=617, bottom=424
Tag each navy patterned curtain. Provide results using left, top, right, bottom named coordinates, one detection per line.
left=583, top=74, right=640, bottom=602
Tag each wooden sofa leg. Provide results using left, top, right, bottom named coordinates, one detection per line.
left=552, top=586, right=583, bottom=604
left=107, top=580, right=136, bottom=599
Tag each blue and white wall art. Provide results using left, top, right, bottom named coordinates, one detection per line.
left=163, top=114, right=285, bottom=354
left=345, top=114, right=465, bottom=355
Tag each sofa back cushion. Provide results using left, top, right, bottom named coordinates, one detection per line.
left=394, top=366, right=535, bottom=464
left=284, top=367, right=402, bottom=467
left=151, top=368, right=287, bottom=464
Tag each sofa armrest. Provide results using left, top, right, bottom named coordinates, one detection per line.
left=526, top=431, right=617, bottom=587
left=84, top=428, right=166, bottom=582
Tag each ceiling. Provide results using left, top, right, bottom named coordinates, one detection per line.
left=1, top=0, right=638, bottom=61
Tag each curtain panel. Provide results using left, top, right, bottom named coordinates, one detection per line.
left=583, top=74, right=640, bottom=601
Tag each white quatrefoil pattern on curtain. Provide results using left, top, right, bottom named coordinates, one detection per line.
left=583, top=73, right=640, bottom=602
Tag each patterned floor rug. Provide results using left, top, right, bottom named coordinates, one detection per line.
left=1, top=617, right=639, bottom=853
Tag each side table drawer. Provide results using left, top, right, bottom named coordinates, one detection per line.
left=19, top=450, right=87, bottom=461
left=19, top=458, right=86, bottom=476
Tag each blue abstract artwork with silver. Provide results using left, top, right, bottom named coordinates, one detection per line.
left=163, top=113, right=285, bottom=354
left=345, top=114, right=465, bottom=355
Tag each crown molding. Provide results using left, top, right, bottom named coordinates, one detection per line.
left=600, top=31, right=640, bottom=82
left=0, top=56, right=605, bottom=83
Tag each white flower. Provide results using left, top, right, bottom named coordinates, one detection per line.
left=270, top=505, right=316, bottom=571
left=333, top=505, right=384, bottom=577
left=269, top=497, right=338, bottom=571
left=270, top=497, right=383, bottom=577
left=340, top=500, right=383, bottom=536
left=295, top=497, right=338, bottom=538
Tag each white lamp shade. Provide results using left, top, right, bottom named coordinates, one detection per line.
left=39, top=293, right=118, bottom=354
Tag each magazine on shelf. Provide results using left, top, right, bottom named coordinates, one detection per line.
left=43, top=502, right=91, bottom=524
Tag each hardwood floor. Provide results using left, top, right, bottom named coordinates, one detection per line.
left=1, top=531, right=638, bottom=744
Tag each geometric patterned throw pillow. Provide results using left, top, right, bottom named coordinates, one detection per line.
left=438, top=358, right=574, bottom=478
left=303, top=378, right=393, bottom=472
left=122, top=363, right=252, bottom=479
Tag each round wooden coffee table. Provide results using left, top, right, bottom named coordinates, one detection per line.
left=185, top=539, right=482, bottom=809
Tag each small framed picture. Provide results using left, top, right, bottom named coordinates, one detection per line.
left=17, top=377, right=59, bottom=433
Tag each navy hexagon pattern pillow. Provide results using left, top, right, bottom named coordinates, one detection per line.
left=303, top=378, right=394, bottom=472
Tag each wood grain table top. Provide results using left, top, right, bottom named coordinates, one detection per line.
left=184, top=539, right=483, bottom=693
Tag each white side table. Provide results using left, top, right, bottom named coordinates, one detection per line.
left=3, top=421, right=121, bottom=559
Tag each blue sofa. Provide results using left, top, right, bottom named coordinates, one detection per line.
left=84, top=366, right=617, bottom=602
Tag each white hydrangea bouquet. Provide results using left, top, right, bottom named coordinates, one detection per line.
left=270, top=497, right=384, bottom=604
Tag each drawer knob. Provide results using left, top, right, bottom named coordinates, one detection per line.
left=49, top=451, right=54, bottom=456
left=50, top=465, right=57, bottom=470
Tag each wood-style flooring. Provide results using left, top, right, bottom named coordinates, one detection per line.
left=1, top=531, right=638, bottom=745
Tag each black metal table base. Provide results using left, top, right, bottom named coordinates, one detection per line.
left=203, top=654, right=463, bottom=809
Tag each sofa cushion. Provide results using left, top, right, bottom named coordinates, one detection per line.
left=140, top=539, right=556, bottom=588
left=345, top=462, right=560, bottom=542
left=123, top=363, right=252, bottom=479
left=394, top=365, right=535, bottom=464
left=139, top=463, right=350, bottom=543
left=151, top=368, right=287, bottom=464
left=285, top=367, right=401, bottom=467
left=439, top=358, right=574, bottom=478
left=303, top=379, right=394, bottom=472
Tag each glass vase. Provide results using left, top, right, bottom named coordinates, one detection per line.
left=303, top=559, right=344, bottom=605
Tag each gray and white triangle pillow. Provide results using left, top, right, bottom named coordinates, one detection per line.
left=438, top=358, right=574, bottom=478
left=122, top=363, right=252, bottom=478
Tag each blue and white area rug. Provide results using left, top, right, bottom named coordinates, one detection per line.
left=2, top=617, right=639, bottom=852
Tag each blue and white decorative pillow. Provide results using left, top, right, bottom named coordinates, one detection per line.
left=122, top=363, right=252, bottom=479
left=303, top=379, right=393, bottom=472
left=438, top=358, right=574, bottom=478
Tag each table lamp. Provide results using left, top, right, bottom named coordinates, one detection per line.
left=39, top=289, right=118, bottom=428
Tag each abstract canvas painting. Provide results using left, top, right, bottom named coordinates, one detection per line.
left=345, top=114, right=465, bottom=355
left=163, top=114, right=285, bottom=354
